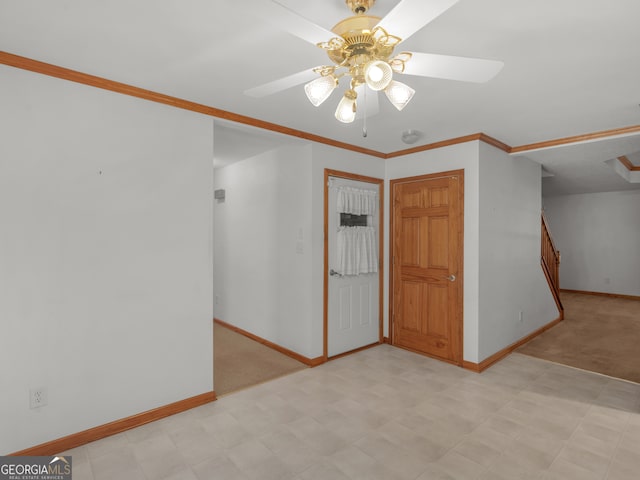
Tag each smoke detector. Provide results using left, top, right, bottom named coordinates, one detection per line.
left=401, top=129, right=423, bottom=144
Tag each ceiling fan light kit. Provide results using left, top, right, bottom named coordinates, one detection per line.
left=304, top=75, right=338, bottom=106
left=384, top=80, right=415, bottom=111
left=303, top=0, right=414, bottom=123
left=335, top=89, right=358, bottom=123
left=252, top=0, right=503, bottom=131
left=364, top=60, right=393, bottom=91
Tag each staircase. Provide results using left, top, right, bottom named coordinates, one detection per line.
left=541, top=212, right=563, bottom=317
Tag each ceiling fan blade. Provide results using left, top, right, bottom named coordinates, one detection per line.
left=376, top=0, right=459, bottom=43
left=244, top=68, right=318, bottom=98
left=402, top=52, right=504, bottom=83
left=254, top=1, right=336, bottom=46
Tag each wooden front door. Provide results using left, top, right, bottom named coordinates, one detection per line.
left=391, top=171, right=463, bottom=365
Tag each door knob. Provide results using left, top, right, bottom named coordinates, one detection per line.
left=447, top=274, right=456, bottom=282
left=330, top=269, right=343, bottom=277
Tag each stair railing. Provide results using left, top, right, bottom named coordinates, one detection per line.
left=541, top=212, right=563, bottom=315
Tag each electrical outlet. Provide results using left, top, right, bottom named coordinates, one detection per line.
left=30, top=387, right=47, bottom=409
left=518, top=311, right=524, bottom=323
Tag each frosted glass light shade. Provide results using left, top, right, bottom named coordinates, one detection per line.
left=364, top=60, right=393, bottom=91
left=335, top=90, right=357, bottom=123
left=304, top=75, right=337, bottom=106
left=384, top=80, right=415, bottom=111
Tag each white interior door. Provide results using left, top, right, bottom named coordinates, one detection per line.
left=328, top=176, right=380, bottom=357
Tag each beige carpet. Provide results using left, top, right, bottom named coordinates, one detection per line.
left=517, top=291, right=640, bottom=383
left=213, top=322, right=307, bottom=396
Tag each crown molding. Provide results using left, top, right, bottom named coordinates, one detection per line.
left=0, top=51, right=385, bottom=159
left=618, top=155, right=640, bottom=171
left=477, top=133, right=512, bottom=153
left=384, top=133, right=486, bottom=158
left=510, top=125, right=640, bottom=154
left=3, top=51, right=640, bottom=161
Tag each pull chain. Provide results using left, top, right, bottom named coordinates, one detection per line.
left=362, top=86, right=368, bottom=137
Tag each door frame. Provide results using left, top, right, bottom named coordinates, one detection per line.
left=323, top=168, right=384, bottom=361
left=389, top=169, right=464, bottom=366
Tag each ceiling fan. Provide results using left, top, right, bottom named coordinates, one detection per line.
left=244, top=0, right=503, bottom=124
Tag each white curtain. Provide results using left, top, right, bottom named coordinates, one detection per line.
left=333, top=185, right=379, bottom=276
left=336, top=186, right=377, bottom=215
left=336, top=226, right=378, bottom=276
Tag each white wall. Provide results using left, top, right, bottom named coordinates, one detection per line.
left=212, top=134, right=558, bottom=365
left=0, top=66, right=214, bottom=454
left=384, top=142, right=481, bottom=362
left=213, top=145, right=315, bottom=357
left=543, top=190, right=640, bottom=296
left=478, top=143, right=559, bottom=360
left=384, top=141, right=558, bottom=363
left=213, top=142, right=384, bottom=360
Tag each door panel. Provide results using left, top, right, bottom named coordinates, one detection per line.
left=400, top=281, right=422, bottom=332
left=339, top=286, right=352, bottom=330
left=426, top=283, right=448, bottom=337
left=392, top=172, right=463, bottom=364
left=359, top=284, right=371, bottom=326
left=430, top=187, right=449, bottom=207
left=428, top=216, right=449, bottom=268
left=401, top=217, right=420, bottom=266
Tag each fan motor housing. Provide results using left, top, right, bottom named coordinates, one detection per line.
left=328, top=15, right=384, bottom=64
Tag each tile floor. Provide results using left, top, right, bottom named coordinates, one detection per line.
left=61, top=346, right=640, bottom=479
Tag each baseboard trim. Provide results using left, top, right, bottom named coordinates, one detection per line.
left=560, top=289, right=640, bottom=301
left=383, top=336, right=390, bottom=344
left=214, top=318, right=324, bottom=367
left=392, top=344, right=463, bottom=368
left=463, top=315, right=564, bottom=373
left=328, top=341, right=381, bottom=361
left=9, top=391, right=216, bottom=456
left=307, top=356, right=326, bottom=367
left=462, top=361, right=482, bottom=373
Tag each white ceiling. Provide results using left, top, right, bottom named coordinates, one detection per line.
left=213, top=120, right=305, bottom=169
left=517, top=134, right=640, bottom=196
left=2, top=0, right=640, bottom=195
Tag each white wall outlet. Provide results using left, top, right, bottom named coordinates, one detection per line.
left=30, top=387, right=47, bottom=409
left=518, top=311, right=524, bottom=323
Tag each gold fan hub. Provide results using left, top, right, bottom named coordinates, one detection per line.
left=327, top=15, right=383, bottom=64
left=331, top=14, right=380, bottom=43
